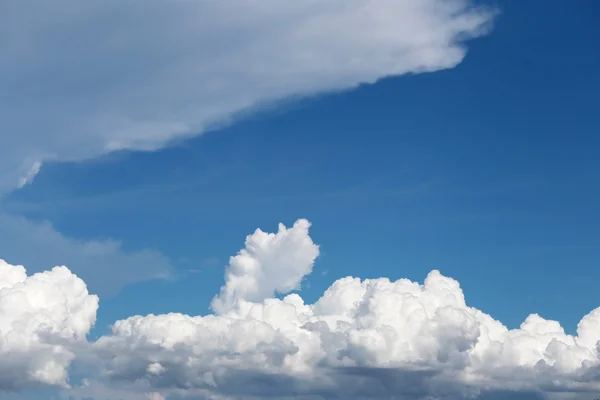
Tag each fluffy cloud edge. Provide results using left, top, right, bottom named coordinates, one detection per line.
left=0, top=259, right=98, bottom=391
left=5, top=219, right=599, bottom=399
left=85, top=220, right=600, bottom=399
left=210, top=218, right=319, bottom=314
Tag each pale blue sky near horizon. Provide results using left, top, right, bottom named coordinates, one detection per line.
left=2, top=0, right=600, bottom=344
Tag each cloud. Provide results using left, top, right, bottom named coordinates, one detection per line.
left=0, top=0, right=495, bottom=193
left=82, top=219, right=600, bottom=399
left=17, top=161, right=42, bottom=188
left=2, top=219, right=600, bottom=398
left=211, top=218, right=319, bottom=314
left=0, top=259, right=98, bottom=392
left=0, top=212, right=172, bottom=296
left=0, top=0, right=495, bottom=305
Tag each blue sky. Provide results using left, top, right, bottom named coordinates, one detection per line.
left=2, top=1, right=600, bottom=399
left=6, top=0, right=599, bottom=334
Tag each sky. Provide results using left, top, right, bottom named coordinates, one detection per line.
left=1, top=1, right=600, bottom=399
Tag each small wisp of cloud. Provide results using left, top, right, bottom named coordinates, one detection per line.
left=17, top=161, right=42, bottom=188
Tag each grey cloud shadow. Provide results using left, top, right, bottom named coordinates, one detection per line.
left=0, top=211, right=173, bottom=297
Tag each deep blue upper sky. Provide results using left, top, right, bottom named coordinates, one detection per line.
left=3, top=0, right=600, bottom=338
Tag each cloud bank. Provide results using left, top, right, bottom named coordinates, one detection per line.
left=5, top=220, right=596, bottom=399
left=0, top=0, right=495, bottom=192
left=0, top=259, right=98, bottom=392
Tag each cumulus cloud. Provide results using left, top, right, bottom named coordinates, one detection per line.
left=0, top=259, right=98, bottom=392
left=3, top=219, right=600, bottom=398
left=85, top=219, right=600, bottom=399
left=211, top=218, right=319, bottom=314
left=0, top=0, right=495, bottom=193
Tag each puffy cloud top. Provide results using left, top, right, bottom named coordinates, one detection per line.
left=4, top=220, right=600, bottom=398
left=90, top=220, right=600, bottom=399
left=211, top=219, right=319, bottom=314
left=0, top=259, right=98, bottom=391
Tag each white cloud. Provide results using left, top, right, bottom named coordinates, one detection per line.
left=84, top=219, right=600, bottom=399
left=3, top=219, right=600, bottom=398
left=0, top=0, right=495, bottom=193
left=211, top=218, right=319, bottom=314
left=0, top=259, right=98, bottom=392
left=17, top=161, right=42, bottom=188
left=145, top=393, right=165, bottom=400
